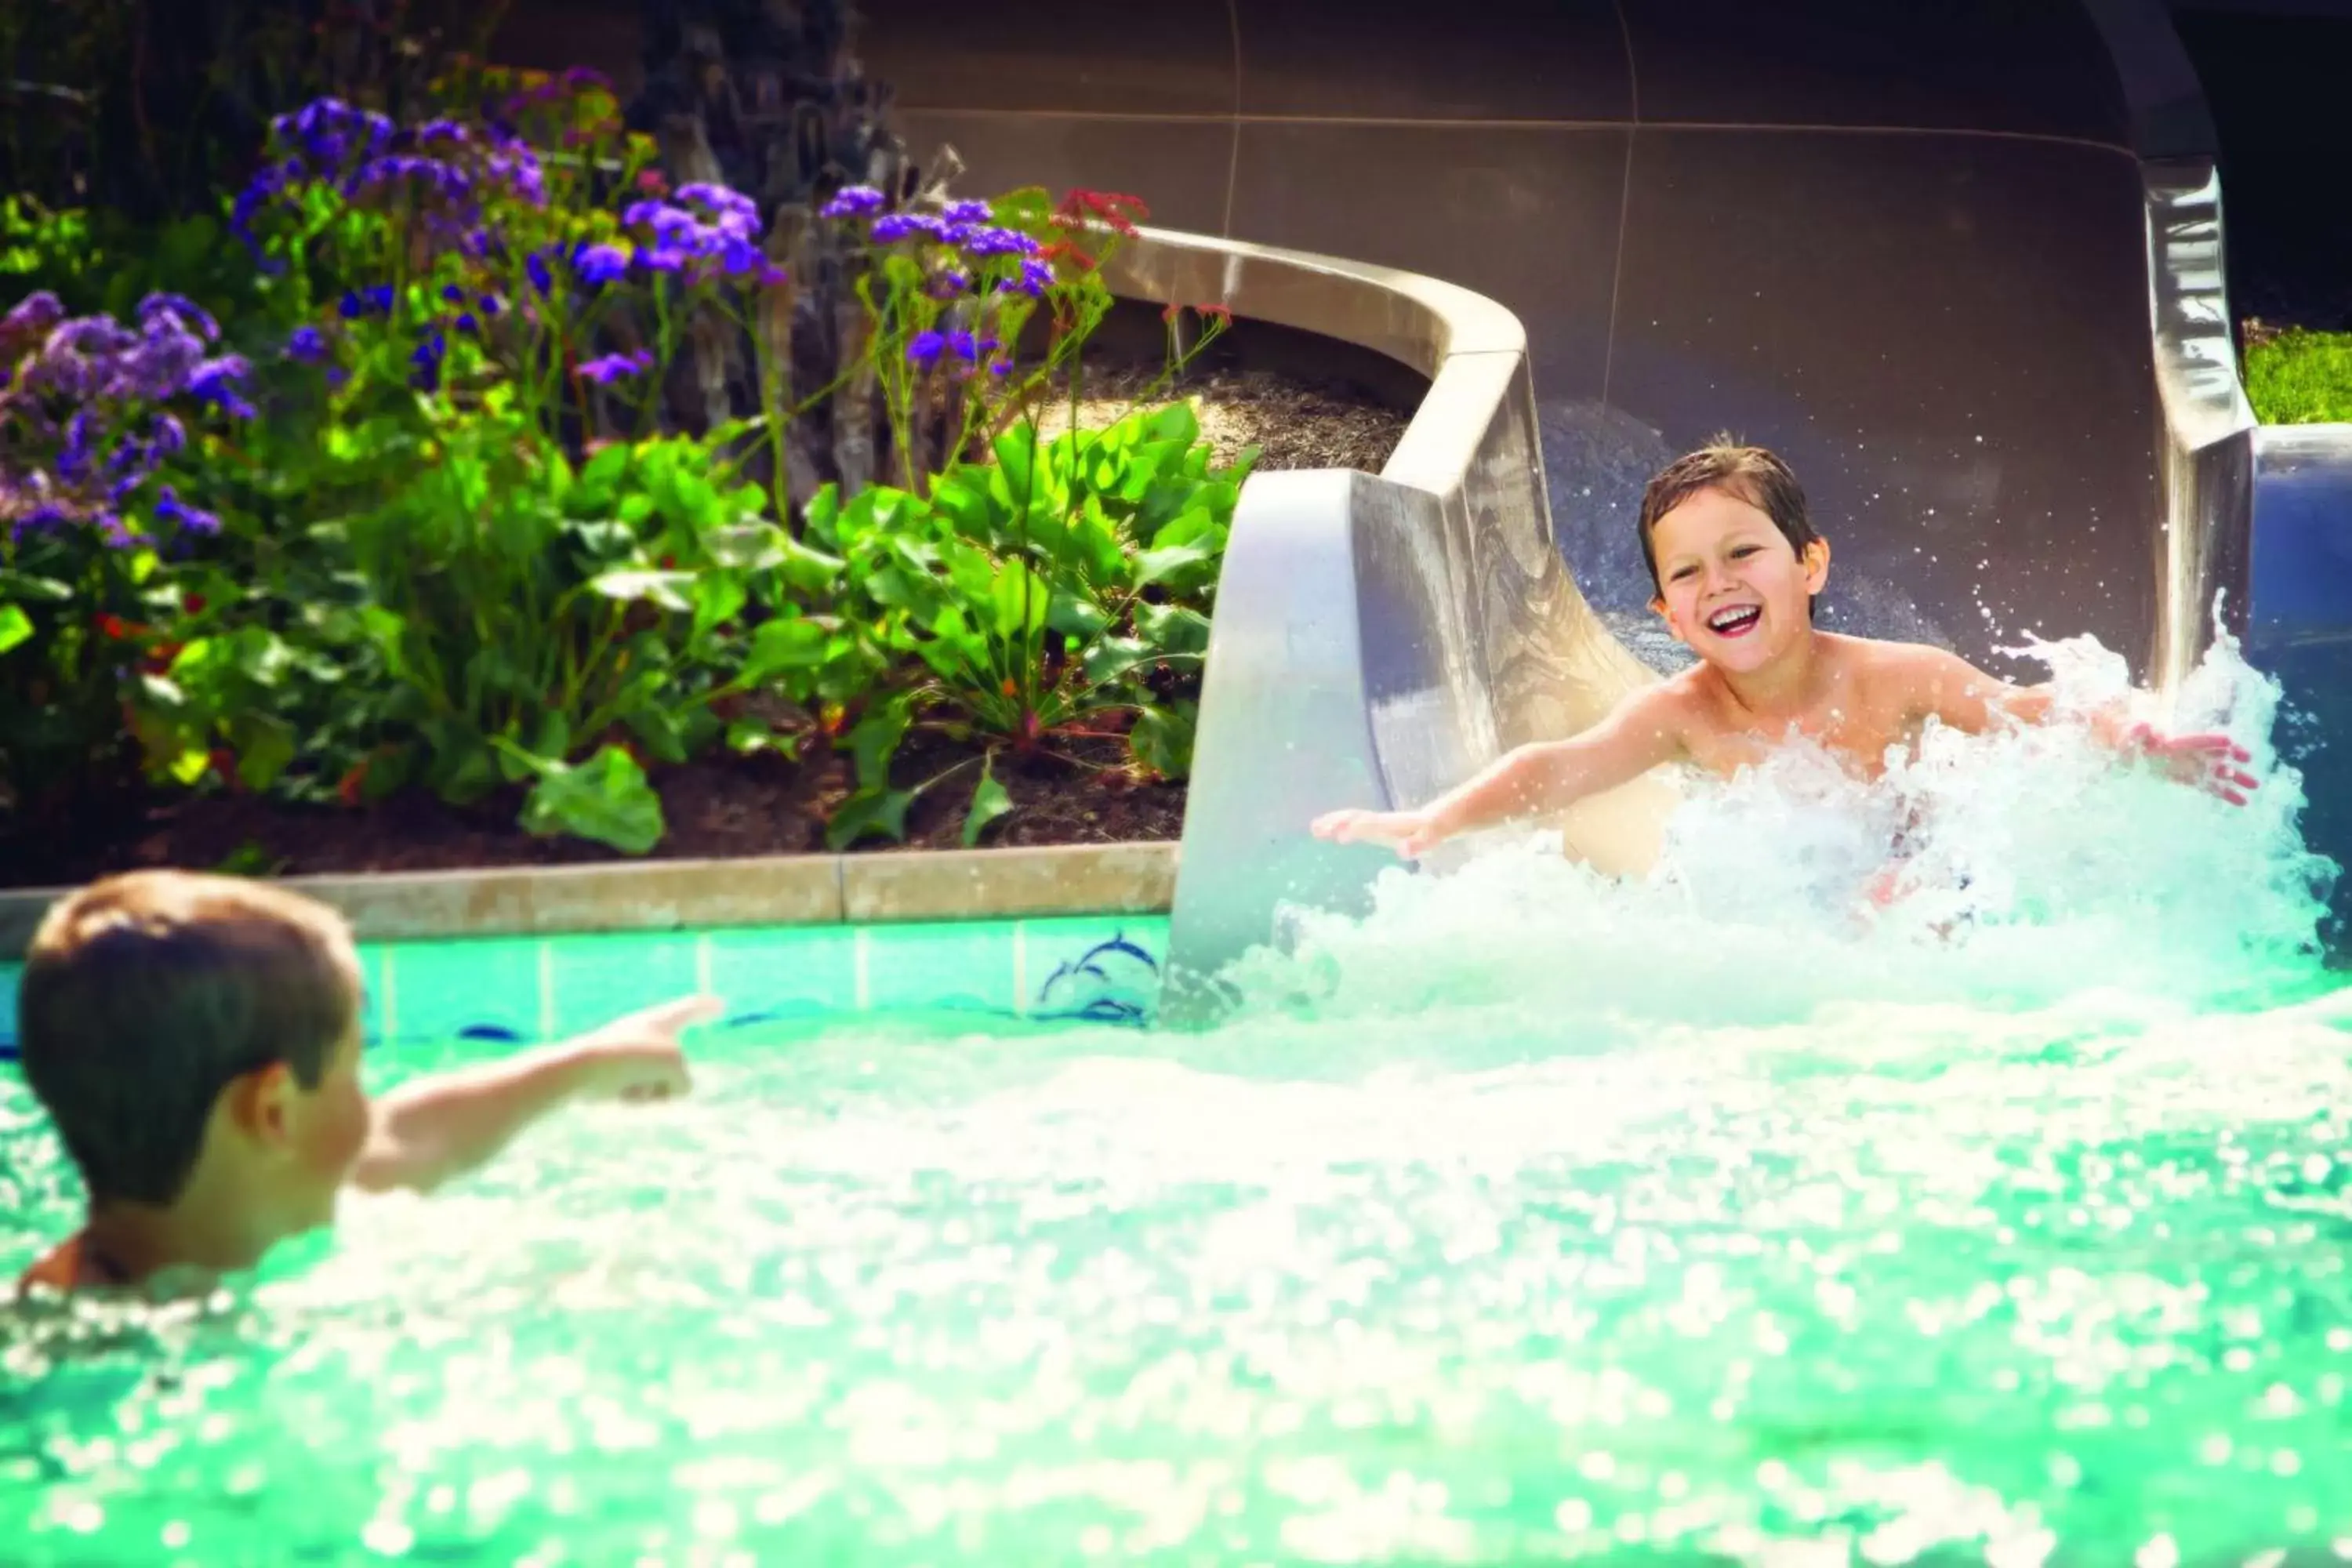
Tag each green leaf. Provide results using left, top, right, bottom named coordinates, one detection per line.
left=826, top=783, right=916, bottom=850
left=1138, top=602, right=1212, bottom=657
left=519, top=744, right=666, bottom=854
left=740, top=616, right=830, bottom=681
left=1131, top=702, right=1198, bottom=781
left=580, top=441, right=632, bottom=495
left=706, top=521, right=789, bottom=573
left=691, top=572, right=749, bottom=644
left=726, top=718, right=800, bottom=759
left=1134, top=543, right=1212, bottom=589
left=962, top=754, right=1014, bottom=848
left=990, top=560, right=1049, bottom=640
left=848, top=695, right=913, bottom=790
left=0, top=604, right=31, bottom=655
left=0, top=569, right=71, bottom=603
left=229, top=714, right=296, bottom=791
left=1080, top=636, right=1155, bottom=688
left=590, top=569, right=695, bottom=613
left=626, top=704, right=690, bottom=764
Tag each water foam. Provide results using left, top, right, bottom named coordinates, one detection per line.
left=1230, top=626, right=2339, bottom=1031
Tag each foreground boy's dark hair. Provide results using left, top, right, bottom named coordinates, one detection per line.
left=18, top=871, right=360, bottom=1207
left=1636, top=436, right=1823, bottom=601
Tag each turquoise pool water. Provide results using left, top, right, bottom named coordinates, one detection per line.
left=4, top=637, right=2350, bottom=1564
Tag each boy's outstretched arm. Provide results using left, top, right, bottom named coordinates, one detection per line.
left=351, top=995, right=721, bottom=1195
left=1311, top=688, right=1687, bottom=858
left=1915, top=648, right=2259, bottom=804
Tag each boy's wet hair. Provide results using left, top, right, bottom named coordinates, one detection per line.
left=17, top=871, right=360, bottom=1207
left=1636, top=436, right=1823, bottom=601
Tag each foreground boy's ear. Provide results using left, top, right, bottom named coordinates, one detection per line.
left=1803, top=537, right=1831, bottom=592
left=221, top=1063, right=303, bottom=1151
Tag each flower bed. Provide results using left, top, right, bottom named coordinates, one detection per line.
left=0, top=67, right=1406, bottom=887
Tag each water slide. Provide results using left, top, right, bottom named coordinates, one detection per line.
left=492, top=0, right=2352, bottom=982
left=832, top=0, right=2352, bottom=989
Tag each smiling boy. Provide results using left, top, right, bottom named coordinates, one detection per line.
left=1312, top=439, right=2257, bottom=863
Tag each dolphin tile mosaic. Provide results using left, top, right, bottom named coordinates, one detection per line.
left=0, top=916, right=1171, bottom=1057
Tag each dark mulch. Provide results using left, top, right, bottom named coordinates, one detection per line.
left=0, top=728, right=1187, bottom=887
left=2, top=358, right=1401, bottom=887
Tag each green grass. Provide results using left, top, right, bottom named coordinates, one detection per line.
left=2245, top=328, right=2352, bottom=424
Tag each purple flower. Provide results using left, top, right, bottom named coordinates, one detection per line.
left=999, top=256, right=1055, bottom=298
left=925, top=268, right=971, bottom=300
left=820, top=185, right=886, bottom=219
left=285, top=325, right=329, bottom=364
left=563, top=67, right=609, bottom=90
left=906, top=331, right=946, bottom=368
left=411, top=332, right=448, bottom=391
left=577, top=350, right=655, bottom=385
left=454, top=312, right=480, bottom=336
left=573, top=242, right=630, bottom=287
left=943, top=199, right=991, bottom=224
left=57, top=412, right=96, bottom=483
left=943, top=329, right=996, bottom=365
left=137, top=293, right=218, bottom=342
left=2, top=290, right=64, bottom=338
left=153, top=485, right=220, bottom=536
left=869, top=212, right=944, bottom=245
left=962, top=226, right=1041, bottom=259
left=526, top=252, right=555, bottom=298
left=148, top=413, right=186, bottom=457
left=478, top=292, right=504, bottom=318
left=441, top=283, right=467, bottom=304
left=187, top=357, right=256, bottom=419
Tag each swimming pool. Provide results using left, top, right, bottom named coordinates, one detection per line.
left=5, top=660, right=2351, bottom=1564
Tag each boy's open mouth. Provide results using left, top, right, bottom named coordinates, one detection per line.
left=1706, top=604, right=1762, bottom=638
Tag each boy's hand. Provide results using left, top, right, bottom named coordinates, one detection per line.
left=2126, top=724, right=2260, bottom=806
left=568, top=995, right=720, bottom=1102
left=1311, top=807, right=1443, bottom=859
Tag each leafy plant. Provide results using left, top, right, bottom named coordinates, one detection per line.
left=804, top=401, right=1251, bottom=845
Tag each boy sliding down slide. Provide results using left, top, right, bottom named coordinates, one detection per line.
left=1313, top=440, right=2258, bottom=866
left=13, top=869, right=717, bottom=1297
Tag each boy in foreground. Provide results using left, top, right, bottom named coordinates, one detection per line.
left=1313, top=440, right=2258, bottom=864
left=13, top=869, right=717, bottom=1296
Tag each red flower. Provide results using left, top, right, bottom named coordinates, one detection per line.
left=337, top=758, right=370, bottom=807
left=636, top=168, right=669, bottom=196
left=1054, top=189, right=1149, bottom=238
left=183, top=592, right=206, bottom=614
left=93, top=613, right=141, bottom=641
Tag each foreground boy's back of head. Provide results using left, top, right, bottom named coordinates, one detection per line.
left=19, top=869, right=361, bottom=1214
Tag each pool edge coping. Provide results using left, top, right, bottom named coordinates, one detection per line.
left=0, top=840, right=1179, bottom=956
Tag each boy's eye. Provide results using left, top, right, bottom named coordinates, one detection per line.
left=1731, top=545, right=1760, bottom=558
left=1670, top=566, right=1696, bottom=581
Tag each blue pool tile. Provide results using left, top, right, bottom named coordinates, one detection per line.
left=706, top=926, right=859, bottom=1025
left=547, top=931, right=704, bottom=1039
left=382, top=936, right=546, bottom=1047
left=1020, top=916, right=1167, bottom=1023
left=863, top=921, right=1022, bottom=1014
left=354, top=945, right=390, bottom=1048
left=0, top=962, right=19, bottom=1059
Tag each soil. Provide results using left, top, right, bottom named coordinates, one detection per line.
left=2, top=355, right=1408, bottom=887
left=0, top=729, right=1186, bottom=888
left=1038, top=361, right=1412, bottom=475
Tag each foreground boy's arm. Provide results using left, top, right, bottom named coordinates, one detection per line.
left=351, top=996, right=720, bottom=1194
left=1311, top=687, right=1688, bottom=858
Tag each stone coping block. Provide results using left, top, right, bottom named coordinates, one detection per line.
left=0, top=841, right=1179, bottom=957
